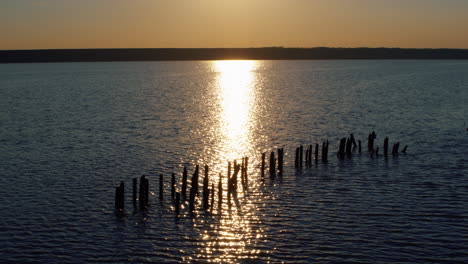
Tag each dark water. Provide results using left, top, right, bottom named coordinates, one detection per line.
left=0, top=60, right=467, bottom=263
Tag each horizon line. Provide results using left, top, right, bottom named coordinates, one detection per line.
left=2, top=47, right=468, bottom=52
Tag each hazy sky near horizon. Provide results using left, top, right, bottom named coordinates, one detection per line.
left=1, top=0, right=468, bottom=50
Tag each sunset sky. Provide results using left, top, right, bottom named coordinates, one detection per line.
left=1, top=0, right=468, bottom=50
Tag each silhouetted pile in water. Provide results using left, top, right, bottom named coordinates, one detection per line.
left=114, top=131, right=408, bottom=217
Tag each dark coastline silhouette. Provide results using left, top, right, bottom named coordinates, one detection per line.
left=1, top=47, right=468, bottom=63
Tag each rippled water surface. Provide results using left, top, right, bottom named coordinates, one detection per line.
left=0, top=60, right=467, bottom=263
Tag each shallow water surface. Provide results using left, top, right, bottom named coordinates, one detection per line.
left=0, top=60, right=467, bottom=263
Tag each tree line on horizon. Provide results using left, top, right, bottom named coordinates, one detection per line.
left=1, top=47, right=468, bottom=63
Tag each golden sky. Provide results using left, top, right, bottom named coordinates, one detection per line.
left=1, top=0, right=468, bottom=50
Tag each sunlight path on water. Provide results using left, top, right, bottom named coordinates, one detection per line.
left=188, top=61, right=269, bottom=263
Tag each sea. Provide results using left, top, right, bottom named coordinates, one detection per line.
left=0, top=60, right=467, bottom=263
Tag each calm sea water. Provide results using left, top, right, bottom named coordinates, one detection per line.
left=0, top=60, right=467, bottom=264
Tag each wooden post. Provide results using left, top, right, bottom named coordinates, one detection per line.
left=245, top=157, right=249, bottom=189
left=402, top=145, right=408, bottom=153
left=308, top=145, right=313, bottom=167
left=261, top=153, right=266, bottom=180
left=203, top=165, right=209, bottom=210
left=392, top=142, right=400, bottom=156
left=241, top=158, right=246, bottom=192
left=210, top=183, right=214, bottom=213
left=338, top=138, right=345, bottom=158
left=192, top=165, right=199, bottom=196
left=159, top=174, right=164, bottom=201
left=232, top=161, right=238, bottom=194
left=315, top=143, right=319, bottom=162
left=278, top=148, right=284, bottom=176
left=299, top=145, right=303, bottom=167
left=175, top=192, right=180, bottom=215
left=182, top=167, right=188, bottom=200
left=189, top=166, right=199, bottom=212
left=294, top=147, right=298, bottom=168
left=115, top=181, right=124, bottom=215
left=321, top=141, right=326, bottom=162
left=139, top=175, right=146, bottom=210
left=269, top=151, right=276, bottom=179
left=346, top=137, right=352, bottom=156
left=218, top=173, right=222, bottom=212
left=132, top=178, right=137, bottom=207
left=325, top=140, right=329, bottom=162
left=231, top=164, right=240, bottom=199
left=358, top=140, right=362, bottom=153
left=228, top=162, right=231, bottom=180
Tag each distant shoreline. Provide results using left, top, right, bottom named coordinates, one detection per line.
left=1, top=47, right=468, bottom=63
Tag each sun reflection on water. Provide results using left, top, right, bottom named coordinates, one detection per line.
left=192, top=60, right=266, bottom=263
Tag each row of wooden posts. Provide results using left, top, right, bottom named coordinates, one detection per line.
left=115, top=132, right=408, bottom=215
left=115, top=157, right=254, bottom=216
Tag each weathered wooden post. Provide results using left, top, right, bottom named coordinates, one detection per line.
left=315, top=143, right=319, bottom=162
left=358, top=140, right=362, bottom=153
left=294, top=147, right=299, bottom=168
left=210, top=183, right=214, bottom=213
left=139, top=175, right=146, bottom=210
left=241, top=158, right=246, bottom=192
left=308, top=145, right=313, bottom=167
left=159, top=174, right=164, bottom=201
left=269, top=151, right=276, bottom=179
left=338, top=138, right=345, bottom=158
left=384, top=137, right=389, bottom=157
left=392, top=142, right=400, bottom=156
left=346, top=137, right=352, bottom=156
left=203, top=165, right=209, bottom=210
left=299, top=145, right=303, bottom=167
left=231, top=164, right=240, bottom=200
left=192, top=165, right=200, bottom=196
left=368, top=132, right=376, bottom=152
left=189, top=187, right=195, bottom=212
left=278, top=148, right=284, bottom=176
left=218, top=173, right=223, bottom=212
left=321, top=141, right=327, bottom=162
left=244, top=157, right=249, bottom=190
left=240, top=157, right=248, bottom=191
left=402, top=145, right=408, bottom=153
left=326, top=140, right=329, bottom=161
left=115, top=181, right=124, bottom=215
left=182, top=167, right=188, bottom=200
left=232, top=161, right=238, bottom=194
left=228, top=161, right=232, bottom=178
left=189, top=165, right=199, bottom=212
left=171, top=173, right=175, bottom=200
left=133, top=177, right=137, bottom=207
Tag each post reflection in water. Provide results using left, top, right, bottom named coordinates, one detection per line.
left=193, top=61, right=267, bottom=263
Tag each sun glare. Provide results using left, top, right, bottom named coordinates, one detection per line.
left=214, top=60, right=257, bottom=161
